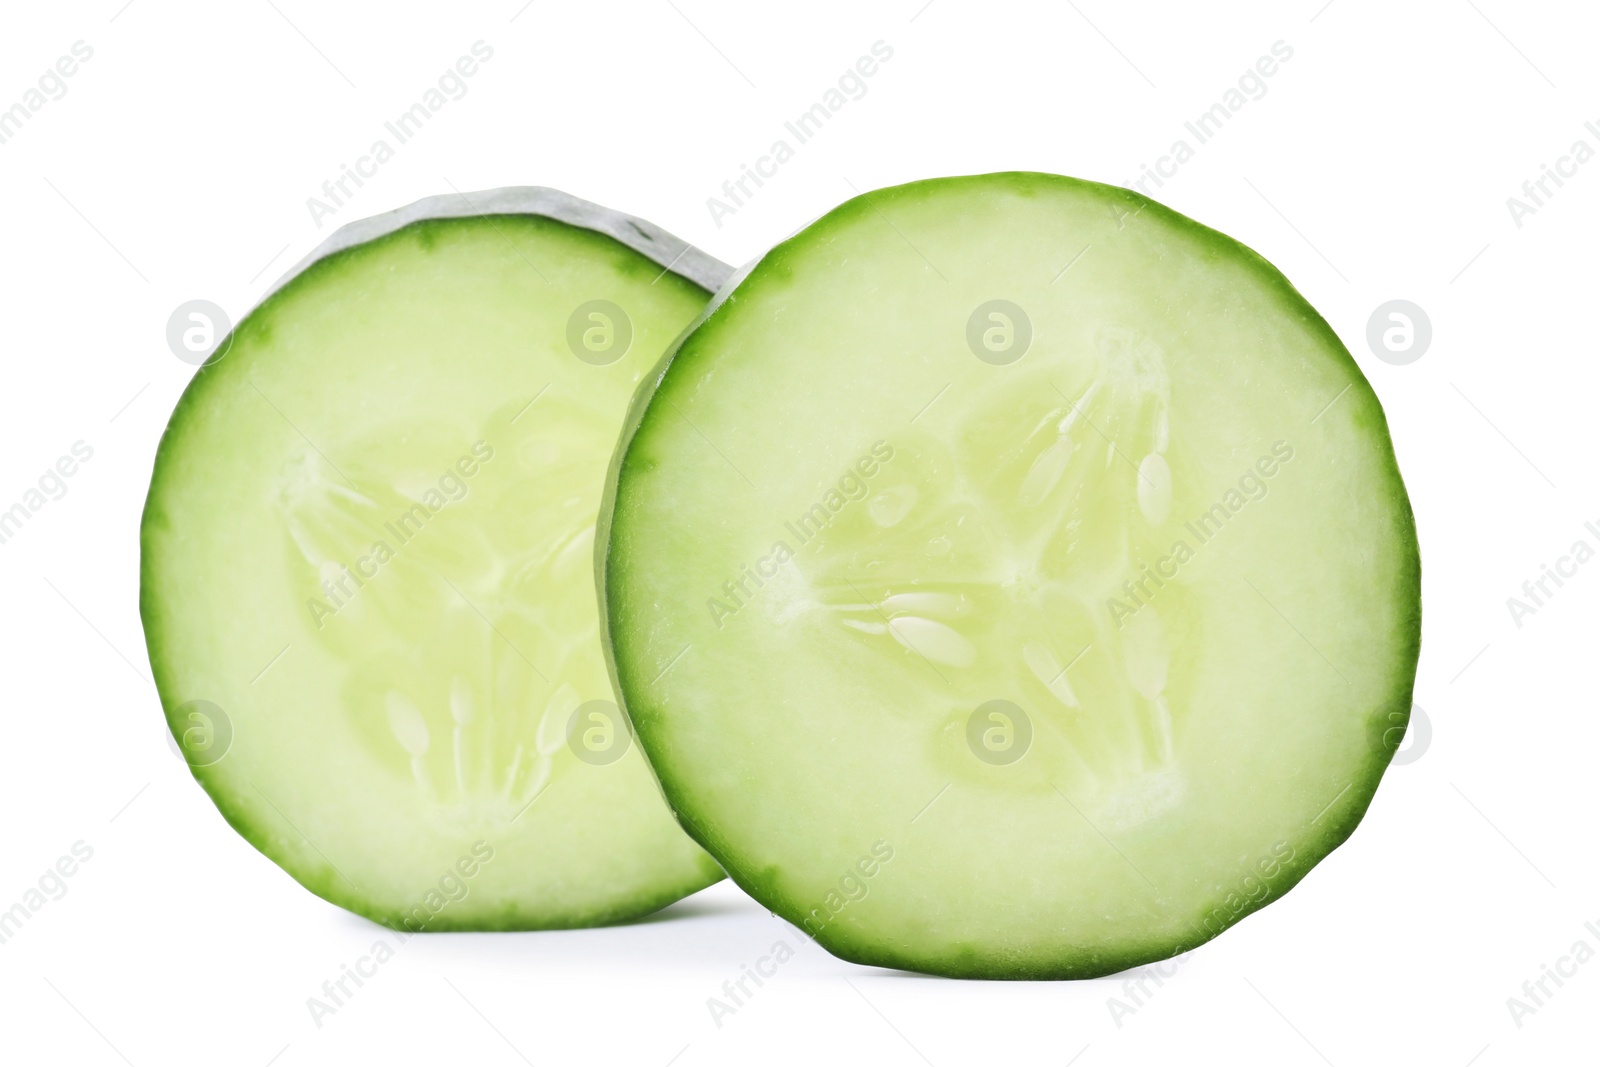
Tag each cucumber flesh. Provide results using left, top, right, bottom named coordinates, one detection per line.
left=142, top=189, right=727, bottom=929
left=603, top=173, right=1420, bottom=978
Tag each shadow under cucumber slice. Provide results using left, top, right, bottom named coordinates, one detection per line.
left=601, top=172, right=1420, bottom=978
left=142, top=188, right=728, bottom=929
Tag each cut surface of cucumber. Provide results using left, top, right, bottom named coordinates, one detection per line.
left=603, top=173, right=1420, bottom=978
left=143, top=189, right=728, bottom=929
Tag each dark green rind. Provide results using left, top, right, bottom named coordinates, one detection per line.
left=143, top=194, right=729, bottom=931
left=599, top=171, right=1421, bottom=978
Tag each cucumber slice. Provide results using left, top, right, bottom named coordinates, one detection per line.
left=603, top=173, right=1420, bottom=978
left=143, top=188, right=729, bottom=929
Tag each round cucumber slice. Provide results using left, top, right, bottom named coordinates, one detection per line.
left=603, top=173, right=1420, bottom=978
left=143, top=188, right=729, bottom=929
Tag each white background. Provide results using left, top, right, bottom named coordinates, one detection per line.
left=1, top=1, right=1595, bottom=1064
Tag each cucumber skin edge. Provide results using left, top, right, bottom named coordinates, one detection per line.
left=599, top=170, right=1423, bottom=979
